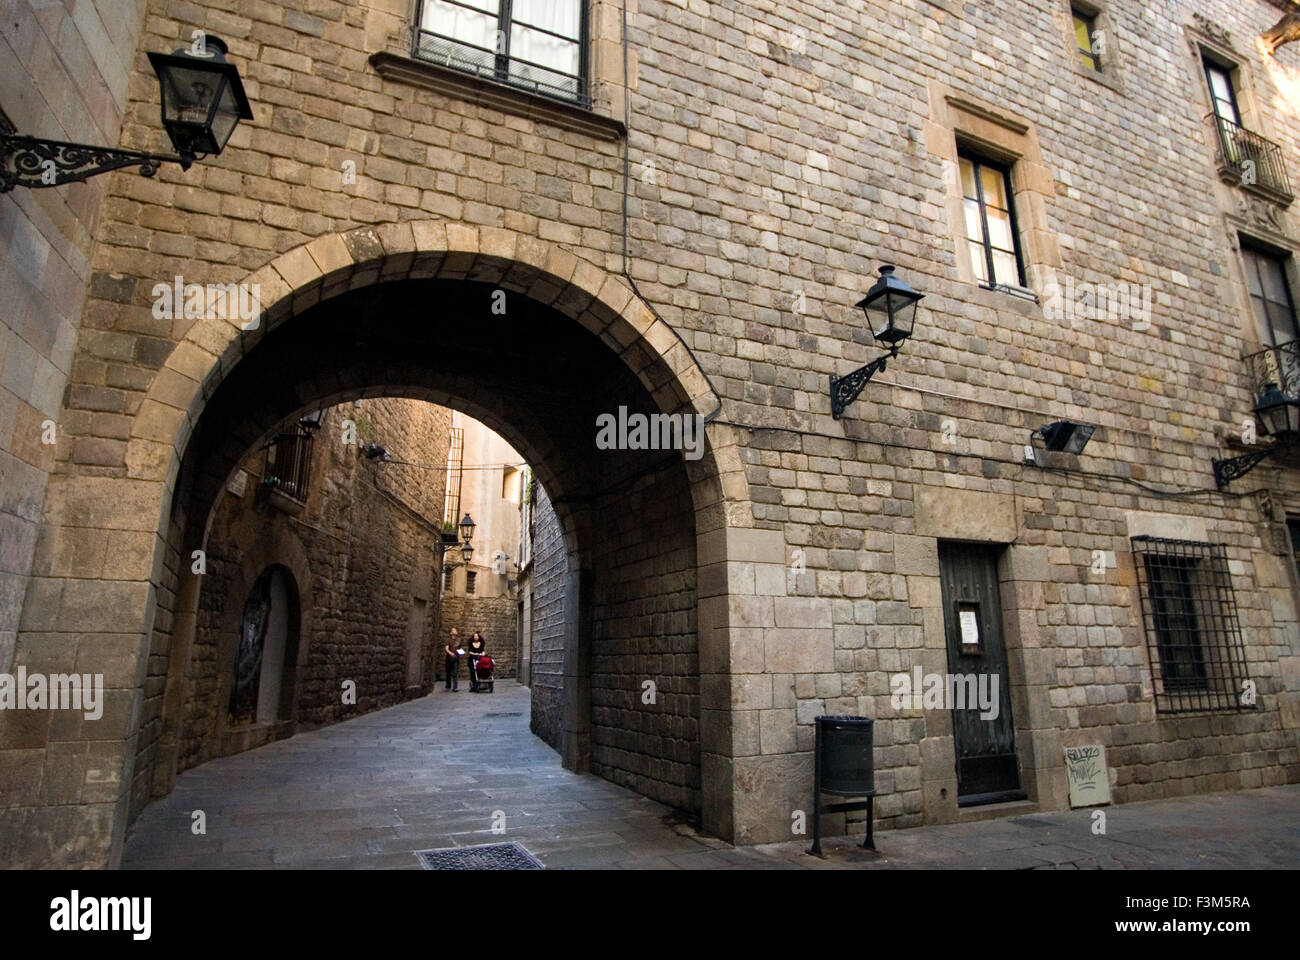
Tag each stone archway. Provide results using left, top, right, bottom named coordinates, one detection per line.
left=8, top=221, right=762, bottom=868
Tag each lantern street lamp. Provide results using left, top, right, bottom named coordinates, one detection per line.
left=1212, top=382, right=1300, bottom=488
left=830, top=265, right=925, bottom=420
left=461, top=539, right=474, bottom=564
left=1, top=35, right=251, bottom=192
left=459, top=513, right=476, bottom=544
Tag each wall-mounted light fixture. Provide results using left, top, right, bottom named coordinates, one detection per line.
left=1038, top=420, right=1096, bottom=454
left=1, top=35, right=251, bottom=192
left=1213, top=381, right=1300, bottom=488
left=1025, top=419, right=1096, bottom=465
left=830, top=265, right=925, bottom=420
left=442, top=513, right=476, bottom=564
left=361, top=442, right=391, bottom=461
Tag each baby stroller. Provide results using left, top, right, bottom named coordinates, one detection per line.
left=469, top=655, right=495, bottom=693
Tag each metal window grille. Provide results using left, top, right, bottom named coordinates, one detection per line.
left=1131, top=536, right=1252, bottom=714
left=465, top=570, right=477, bottom=595
left=263, top=424, right=314, bottom=502
left=413, top=0, right=590, bottom=108
left=443, top=427, right=464, bottom=528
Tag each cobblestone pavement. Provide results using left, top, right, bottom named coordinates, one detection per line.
left=122, top=683, right=1300, bottom=870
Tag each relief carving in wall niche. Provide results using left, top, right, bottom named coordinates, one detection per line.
left=1236, top=194, right=1286, bottom=234
left=1193, top=13, right=1233, bottom=49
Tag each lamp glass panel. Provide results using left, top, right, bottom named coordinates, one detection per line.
left=887, top=292, right=916, bottom=335
left=159, top=64, right=219, bottom=125
left=1064, top=424, right=1095, bottom=454
left=209, top=79, right=240, bottom=152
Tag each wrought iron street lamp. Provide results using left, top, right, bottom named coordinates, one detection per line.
left=1213, top=382, right=1300, bottom=488
left=1, top=35, right=251, bottom=192
left=460, top=539, right=474, bottom=564
left=830, top=265, right=925, bottom=420
left=458, top=513, right=476, bottom=543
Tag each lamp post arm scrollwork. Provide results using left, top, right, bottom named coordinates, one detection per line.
left=829, top=346, right=899, bottom=421
left=0, top=134, right=187, bottom=192
left=1212, top=447, right=1277, bottom=490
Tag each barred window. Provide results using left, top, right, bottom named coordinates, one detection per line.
left=465, top=570, right=477, bottom=595
left=1131, top=537, right=1252, bottom=714
left=263, top=424, right=315, bottom=502
left=415, top=0, right=588, bottom=107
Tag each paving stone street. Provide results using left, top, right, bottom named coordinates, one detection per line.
left=122, top=683, right=1300, bottom=870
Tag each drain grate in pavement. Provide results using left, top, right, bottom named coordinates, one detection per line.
left=415, top=841, right=544, bottom=870
left=1010, top=817, right=1053, bottom=828
left=483, top=712, right=524, bottom=717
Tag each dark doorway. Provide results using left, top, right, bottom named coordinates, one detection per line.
left=937, top=541, right=1024, bottom=805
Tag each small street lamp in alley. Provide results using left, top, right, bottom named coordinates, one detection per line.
left=830, top=265, right=925, bottom=420
left=1, top=35, right=251, bottom=191
left=443, top=513, right=475, bottom=565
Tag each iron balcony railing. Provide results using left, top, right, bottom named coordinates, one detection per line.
left=412, top=28, right=590, bottom=109
left=263, top=424, right=315, bottom=502
left=1207, top=113, right=1294, bottom=204
left=1244, top=338, right=1300, bottom=399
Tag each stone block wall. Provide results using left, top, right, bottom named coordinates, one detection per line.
left=161, top=398, right=451, bottom=796
left=0, top=1, right=147, bottom=676
left=587, top=458, right=700, bottom=813
left=528, top=481, right=567, bottom=751
left=6, top=0, right=1300, bottom=863
left=438, top=591, right=518, bottom=680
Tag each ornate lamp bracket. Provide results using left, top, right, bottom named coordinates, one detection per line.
left=1212, top=447, right=1276, bottom=490
left=0, top=134, right=182, bottom=193
left=830, top=346, right=899, bottom=420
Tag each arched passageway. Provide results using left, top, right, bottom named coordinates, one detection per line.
left=10, top=224, right=761, bottom=868
left=147, top=273, right=705, bottom=823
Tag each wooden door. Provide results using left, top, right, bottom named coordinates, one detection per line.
left=937, top=541, right=1024, bottom=805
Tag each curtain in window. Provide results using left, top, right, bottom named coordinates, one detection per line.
left=511, top=0, right=580, bottom=76
left=423, top=0, right=501, bottom=51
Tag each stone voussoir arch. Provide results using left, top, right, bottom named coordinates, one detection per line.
left=124, top=221, right=736, bottom=497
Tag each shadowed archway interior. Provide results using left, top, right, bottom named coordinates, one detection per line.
left=140, top=277, right=703, bottom=829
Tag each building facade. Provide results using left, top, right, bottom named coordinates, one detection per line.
left=438, top=410, right=523, bottom=680
left=2, top=0, right=1300, bottom=867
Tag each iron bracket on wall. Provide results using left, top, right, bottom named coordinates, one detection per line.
left=1212, top=447, right=1276, bottom=489
left=0, top=134, right=181, bottom=192
left=829, top=347, right=898, bottom=420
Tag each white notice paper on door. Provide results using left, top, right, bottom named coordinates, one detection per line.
left=959, top=608, right=980, bottom=646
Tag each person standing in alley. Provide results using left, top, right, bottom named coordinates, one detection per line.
left=444, top=627, right=462, bottom=691
left=467, top=631, right=486, bottom=691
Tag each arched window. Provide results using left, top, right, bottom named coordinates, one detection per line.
left=228, top=566, right=299, bottom=726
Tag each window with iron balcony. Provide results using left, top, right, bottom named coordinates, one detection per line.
left=1201, top=55, right=1294, bottom=206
